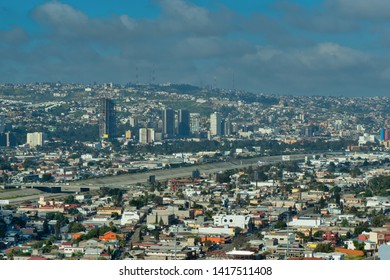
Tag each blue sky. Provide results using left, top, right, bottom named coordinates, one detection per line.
left=1, top=0, right=390, bottom=96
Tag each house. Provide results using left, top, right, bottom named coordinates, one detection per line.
left=213, top=214, right=252, bottom=229
left=288, top=216, right=324, bottom=228
left=96, top=207, right=122, bottom=216
left=120, top=210, right=140, bottom=226
left=335, top=247, right=364, bottom=257
left=98, top=231, right=125, bottom=241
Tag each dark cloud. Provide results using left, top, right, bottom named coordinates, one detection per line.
left=331, top=0, right=390, bottom=20
left=0, top=27, right=29, bottom=46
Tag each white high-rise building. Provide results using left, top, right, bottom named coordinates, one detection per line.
left=27, top=132, right=46, bottom=147
left=210, top=112, right=222, bottom=136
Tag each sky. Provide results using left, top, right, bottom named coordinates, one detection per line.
left=1, top=0, right=390, bottom=96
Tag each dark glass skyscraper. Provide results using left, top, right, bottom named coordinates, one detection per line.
left=163, top=109, right=175, bottom=138
left=178, top=109, right=190, bottom=137
left=99, top=98, right=116, bottom=139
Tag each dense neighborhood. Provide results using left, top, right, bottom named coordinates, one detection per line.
left=1, top=82, right=390, bottom=260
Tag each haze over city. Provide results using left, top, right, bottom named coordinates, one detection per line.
left=1, top=0, right=390, bottom=265
left=2, top=0, right=390, bottom=96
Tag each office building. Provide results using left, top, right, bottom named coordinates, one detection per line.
left=223, top=119, right=232, bottom=136
left=125, top=130, right=132, bottom=139
left=190, top=113, right=201, bottom=134
left=210, top=112, right=222, bottom=136
left=139, top=128, right=155, bottom=144
left=385, top=130, right=390, bottom=141
left=27, top=132, right=46, bottom=148
left=0, top=115, right=4, bottom=133
left=129, top=116, right=138, bottom=127
left=380, top=129, right=385, bottom=141
left=0, top=132, right=16, bottom=147
left=178, top=109, right=190, bottom=137
left=99, top=98, right=116, bottom=139
left=163, top=109, right=175, bottom=138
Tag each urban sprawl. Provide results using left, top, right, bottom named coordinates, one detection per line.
left=0, top=82, right=390, bottom=260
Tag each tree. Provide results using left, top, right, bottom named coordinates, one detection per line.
left=313, top=230, right=325, bottom=239
left=0, top=219, right=7, bottom=238
left=159, top=217, right=165, bottom=227
left=42, top=173, right=54, bottom=182
left=275, top=221, right=287, bottom=229
left=350, top=167, right=362, bottom=178
left=314, top=243, right=334, bottom=253
left=340, top=219, right=349, bottom=227
left=371, top=214, right=387, bottom=227
left=353, top=240, right=365, bottom=251
left=354, top=222, right=370, bottom=236
left=64, top=195, right=78, bottom=204
left=68, top=222, right=86, bottom=233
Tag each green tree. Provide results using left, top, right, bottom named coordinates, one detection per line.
left=64, top=195, right=78, bottom=204
left=350, top=167, right=363, bottom=178
left=353, top=240, right=365, bottom=251
left=68, top=222, right=86, bottom=233
left=354, top=222, right=370, bottom=236
left=274, top=221, right=287, bottom=229
left=42, top=173, right=54, bottom=182
left=314, top=243, right=334, bottom=253
left=340, top=219, right=349, bottom=227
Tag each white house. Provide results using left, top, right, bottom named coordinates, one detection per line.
left=213, top=214, right=251, bottom=229
left=120, top=210, right=140, bottom=226
left=287, top=216, right=324, bottom=227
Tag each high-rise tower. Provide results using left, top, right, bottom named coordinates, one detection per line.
left=178, top=109, right=190, bottom=137
left=99, top=98, right=116, bottom=139
left=163, top=109, right=175, bottom=138
left=210, top=112, right=222, bottom=136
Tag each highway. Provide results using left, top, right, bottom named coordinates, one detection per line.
left=2, top=152, right=338, bottom=205
left=72, top=153, right=313, bottom=187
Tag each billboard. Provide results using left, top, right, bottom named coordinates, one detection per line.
left=0, top=200, right=10, bottom=205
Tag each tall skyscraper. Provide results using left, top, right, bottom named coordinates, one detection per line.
left=163, top=109, right=175, bottom=138
left=178, top=109, right=190, bottom=137
left=223, top=119, right=232, bottom=136
left=380, top=129, right=385, bottom=141
left=0, top=132, right=16, bottom=147
left=129, top=116, right=138, bottom=127
left=210, top=112, right=222, bottom=136
left=0, top=115, right=5, bottom=133
left=190, top=113, right=201, bottom=135
left=99, top=98, right=116, bottom=139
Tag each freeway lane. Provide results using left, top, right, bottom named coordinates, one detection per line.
left=73, top=153, right=313, bottom=187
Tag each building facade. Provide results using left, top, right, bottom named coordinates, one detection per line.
left=26, top=132, right=46, bottom=147
left=99, top=98, right=116, bottom=139
left=210, top=112, right=222, bottom=136
left=178, top=109, right=190, bottom=137
left=163, top=109, right=175, bottom=138
left=139, top=128, right=155, bottom=144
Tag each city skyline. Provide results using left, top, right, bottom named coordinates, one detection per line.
left=1, top=0, right=390, bottom=96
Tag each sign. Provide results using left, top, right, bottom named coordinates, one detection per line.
left=0, top=200, right=10, bottom=205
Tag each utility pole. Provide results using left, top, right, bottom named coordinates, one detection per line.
left=285, top=212, right=289, bottom=259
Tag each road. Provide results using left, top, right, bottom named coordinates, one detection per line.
left=74, top=153, right=312, bottom=187
left=2, top=152, right=330, bottom=204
